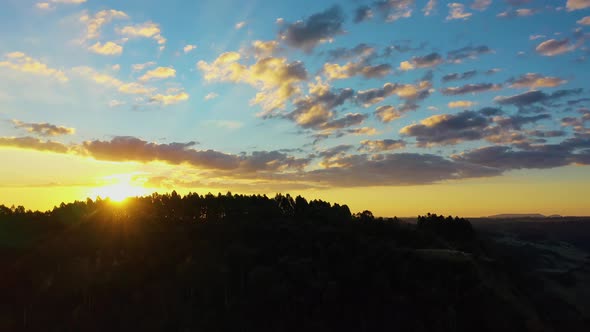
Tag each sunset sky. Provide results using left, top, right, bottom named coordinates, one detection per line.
left=1, top=0, right=590, bottom=217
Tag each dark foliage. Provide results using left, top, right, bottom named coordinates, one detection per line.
left=0, top=193, right=586, bottom=331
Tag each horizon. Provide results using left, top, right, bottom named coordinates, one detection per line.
left=1, top=0, right=590, bottom=217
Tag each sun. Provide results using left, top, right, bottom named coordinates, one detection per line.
left=89, top=181, right=149, bottom=203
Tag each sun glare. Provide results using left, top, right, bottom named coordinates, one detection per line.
left=89, top=181, right=149, bottom=203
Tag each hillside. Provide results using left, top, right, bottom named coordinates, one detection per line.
left=1, top=193, right=589, bottom=332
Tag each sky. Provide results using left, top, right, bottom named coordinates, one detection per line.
left=1, top=0, right=590, bottom=217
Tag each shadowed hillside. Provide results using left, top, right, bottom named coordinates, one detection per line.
left=1, top=192, right=589, bottom=331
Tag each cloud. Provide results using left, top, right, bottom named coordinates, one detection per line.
left=117, top=22, right=166, bottom=48
left=303, top=152, right=500, bottom=186
left=357, top=80, right=433, bottom=107
left=251, top=40, right=280, bottom=58
left=359, top=139, right=406, bottom=152
left=326, top=44, right=375, bottom=61
left=132, top=61, right=156, bottom=72
left=452, top=145, right=573, bottom=170
left=287, top=82, right=355, bottom=129
left=183, top=44, right=197, bottom=53
left=442, top=70, right=477, bottom=82
left=235, top=21, right=247, bottom=30
left=36, top=0, right=85, bottom=10
left=535, top=38, right=574, bottom=56
left=108, top=100, right=125, bottom=107
left=493, top=114, right=551, bottom=135
left=322, top=113, right=367, bottom=130
left=354, top=5, right=373, bottom=23
left=471, top=0, right=492, bottom=10
left=139, top=66, right=176, bottom=81
left=448, top=100, right=477, bottom=108
left=567, top=0, right=590, bottom=11
left=494, top=89, right=583, bottom=107
left=529, top=34, right=546, bottom=40
left=35, top=3, right=52, bottom=10
left=446, top=3, right=472, bottom=20
left=81, top=136, right=310, bottom=173
left=12, top=120, right=75, bottom=137
left=374, top=105, right=406, bottom=122
left=400, top=110, right=490, bottom=146
left=440, top=83, right=502, bottom=95
left=497, top=8, right=540, bottom=18
left=323, top=61, right=392, bottom=80
left=71, top=66, right=118, bottom=85
left=0, top=136, right=69, bottom=153
left=279, top=5, right=344, bottom=52
left=399, top=52, right=443, bottom=70
left=204, top=120, right=243, bottom=129
left=508, top=73, right=567, bottom=89
left=88, top=41, right=123, bottom=55
left=578, top=16, right=590, bottom=25
left=423, top=0, right=437, bottom=16
left=118, top=82, right=156, bottom=95
left=80, top=9, right=128, bottom=40
left=0, top=52, right=68, bottom=82
left=348, top=127, right=379, bottom=136
left=149, top=92, right=189, bottom=105
left=372, top=0, right=415, bottom=22
left=204, top=92, right=218, bottom=101
left=447, top=45, right=492, bottom=62
left=198, top=53, right=307, bottom=113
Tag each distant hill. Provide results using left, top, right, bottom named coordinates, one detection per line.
left=487, top=213, right=550, bottom=219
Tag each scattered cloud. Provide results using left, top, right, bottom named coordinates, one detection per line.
left=0, top=52, right=68, bottom=82
left=139, top=66, right=176, bottom=81
left=72, top=66, right=123, bottom=87
left=183, top=44, right=197, bottom=53
left=235, top=21, right=247, bottom=30
left=535, top=38, right=575, bottom=56
left=117, top=22, right=166, bottom=48
left=80, top=9, right=128, bottom=40
left=447, top=45, right=492, bottom=62
left=118, top=82, right=156, bottom=95
left=399, top=52, right=443, bottom=70
left=36, top=0, right=86, bottom=10
left=279, top=5, right=344, bottom=52
left=12, top=120, right=75, bottom=137
left=578, top=16, right=590, bottom=25
left=508, top=73, right=567, bottom=89
left=150, top=92, right=189, bottom=105
left=471, top=0, right=492, bottom=11
left=441, top=83, right=502, bottom=95
left=0, top=136, right=69, bottom=153
left=446, top=3, right=472, bottom=20
left=566, top=0, right=590, bottom=11
left=88, top=41, right=123, bottom=55
left=204, top=92, right=219, bottom=101
left=372, top=0, right=415, bottom=22
left=494, top=89, right=583, bottom=107
left=400, top=110, right=490, bottom=146
left=448, top=100, right=477, bottom=108
left=132, top=61, right=156, bottom=72
left=205, top=120, right=243, bottom=129
left=354, top=5, right=373, bottom=23
left=442, top=70, right=477, bottom=82
left=359, top=139, right=406, bottom=152
left=198, top=53, right=307, bottom=113
left=375, top=105, right=406, bottom=122
left=423, top=0, right=437, bottom=16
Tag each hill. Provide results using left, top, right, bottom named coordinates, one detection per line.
left=0, top=193, right=589, bottom=331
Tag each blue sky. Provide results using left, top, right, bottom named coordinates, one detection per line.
left=1, top=0, right=590, bottom=215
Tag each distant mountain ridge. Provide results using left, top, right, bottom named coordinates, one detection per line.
left=487, top=213, right=563, bottom=219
